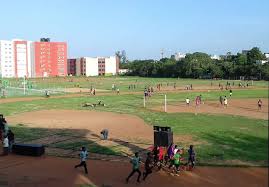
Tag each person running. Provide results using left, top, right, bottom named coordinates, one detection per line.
left=143, top=152, right=153, bottom=181
left=223, top=96, right=228, bottom=107
left=126, top=152, right=141, bottom=183
left=186, top=97, right=190, bottom=106
left=171, top=150, right=181, bottom=175
left=173, top=145, right=179, bottom=156
left=152, top=146, right=159, bottom=165
left=229, top=89, right=232, bottom=97
left=258, top=99, right=262, bottom=110
left=74, top=146, right=88, bottom=174
left=188, top=145, right=196, bottom=169
left=167, top=143, right=174, bottom=160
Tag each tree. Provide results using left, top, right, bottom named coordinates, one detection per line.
left=247, top=47, right=265, bottom=63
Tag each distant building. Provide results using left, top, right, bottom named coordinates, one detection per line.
left=33, top=40, right=67, bottom=77
left=68, top=56, right=119, bottom=76
left=264, top=53, right=269, bottom=60
left=67, top=59, right=76, bottom=76
left=0, top=40, right=14, bottom=78
left=242, top=50, right=250, bottom=55
left=0, top=38, right=67, bottom=78
left=256, top=60, right=268, bottom=65
left=0, top=39, right=32, bottom=78
left=174, top=52, right=186, bottom=61
left=210, top=55, right=220, bottom=60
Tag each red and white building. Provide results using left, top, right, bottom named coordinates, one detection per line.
left=0, top=39, right=67, bottom=78
left=67, top=56, right=119, bottom=76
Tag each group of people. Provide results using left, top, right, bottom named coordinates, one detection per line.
left=128, top=84, right=136, bottom=90
left=184, top=95, right=202, bottom=106
left=125, top=144, right=196, bottom=183
left=0, top=115, right=15, bottom=156
left=144, top=87, right=154, bottom=98
left=185, top=84, right=193, bottom=90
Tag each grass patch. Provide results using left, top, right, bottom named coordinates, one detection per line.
left=2, top=85, right=268, bottom=166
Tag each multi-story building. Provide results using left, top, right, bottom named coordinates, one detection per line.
left=69, top=56, right=119, bottom=76
left=67, top=59, right=76, bottom=76
left=0, top=40, right=14, bottom=78
left=0, top=39, right=32, bottom=78
left=13, top=40, right=33, bottom=78
left=174, top=52, right=186, bottom=61
left=264, top=53, right=269, bottom=60
left=210, top=55, right=220, bottom=60
left=33, top=40, right=67, bottom=77
left=0, top=38, right=67, bottom=78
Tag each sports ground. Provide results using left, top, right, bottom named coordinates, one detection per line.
left=0, top=76, right=268, bottom=187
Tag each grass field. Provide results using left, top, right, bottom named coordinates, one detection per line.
left=0, top=77, right=268, bottom=166
left=2, top=76, right=268, bottom=93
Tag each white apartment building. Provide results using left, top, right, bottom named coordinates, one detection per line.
left=174, top=52, right=186, bottom=61
left=73, top=56, right=119, bottom=76
left=0, top=39, right=33, bottom=78
left=0, top=40, right=14, bottom=78
left=210, top=55, right=221, bottom=60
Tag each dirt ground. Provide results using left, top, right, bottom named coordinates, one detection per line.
left=153, top=98, right=268, bottom=120
left=64, top=88, right=109, bottom=93
left=0, top=155, right=267, bottom=187
left=7, top=110, right=153, bottom=142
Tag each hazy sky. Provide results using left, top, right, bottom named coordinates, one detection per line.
left=0, top=0, right=268, bottom=59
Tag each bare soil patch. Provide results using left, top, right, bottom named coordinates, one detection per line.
left=8, top=110, right=153, bottom=142
left=0, top=155, right=267, bottom=187
left=153, top=98, right=268, bottom=120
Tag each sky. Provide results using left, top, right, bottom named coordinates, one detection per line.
left=0, top=0, right=268, bottom=60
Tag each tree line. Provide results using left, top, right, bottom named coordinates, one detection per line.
left=121, top=47, right=269, bottom=80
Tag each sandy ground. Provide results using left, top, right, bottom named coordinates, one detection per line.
left=7, top=110, right=153, bottom=142
left=0, top=155, right=267, bottom=187
left=153, top=99, right=268, bottom=120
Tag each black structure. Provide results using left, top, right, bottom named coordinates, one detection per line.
left=154, top=126, right=173, bottom=147
left=12, top=143, right=45, bottom=157
left=40, top=38, right=50, bottom=42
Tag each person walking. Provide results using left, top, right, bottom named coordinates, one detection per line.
left=74, top=146, right=88, bottom=174
left=258, top=99, right=262, bottom=110
left=188, top=145, right=196, bottom=169
left=143, top=152, right=153, bottom=181
left=126, top=152, right=141, bottom=183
